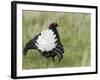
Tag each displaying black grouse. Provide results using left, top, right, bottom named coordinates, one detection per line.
left=23, top=22, right=64, bottom=62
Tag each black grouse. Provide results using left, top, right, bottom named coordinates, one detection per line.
left=23, top=22, right=64, bottom=62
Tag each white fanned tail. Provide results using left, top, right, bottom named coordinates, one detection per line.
left=35, top=29, right=57, bottom=52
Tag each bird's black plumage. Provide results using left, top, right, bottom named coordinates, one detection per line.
left=23, top=33, right=41, bottom=55
left=24, top=22, right=64, bottom=62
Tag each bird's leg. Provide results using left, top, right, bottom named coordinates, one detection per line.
left=52, top=56, right=58, bottom=66
left=51, top=54, right=56, bottom=62
left=52, top=57, right=55, bottom=62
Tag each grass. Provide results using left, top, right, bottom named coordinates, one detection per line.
left=22, top=11, right=91, bottom=69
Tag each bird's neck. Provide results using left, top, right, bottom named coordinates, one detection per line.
left=49, top=26, right=60, bottom=41
left=49, top=26, right=57, bottom=32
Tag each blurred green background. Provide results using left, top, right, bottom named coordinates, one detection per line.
left=22, top=10, right=91, bottom=69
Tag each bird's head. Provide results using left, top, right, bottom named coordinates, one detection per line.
left=49, top=22, right=59, bottom=28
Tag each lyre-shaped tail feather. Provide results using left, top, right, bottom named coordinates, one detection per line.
left=23, top=46, right=29, bottom=55
left=23, top=39, right=38, bottom=55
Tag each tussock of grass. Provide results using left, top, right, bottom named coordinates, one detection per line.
left=22, top=11, right=91, bottom=69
